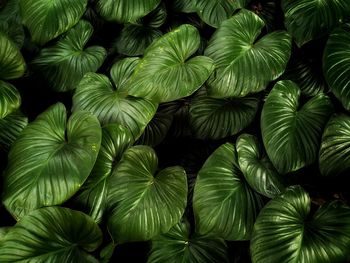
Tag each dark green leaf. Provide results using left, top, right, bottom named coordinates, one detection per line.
left=0, top=207, right=102, bottom=263
left=261, top=80, right=333, bottom=174
left=107, top=145, right=188, bottom=242
left=251, top=185, right=350, bottom=263
left=193, top=143, right=264, bottom=240
left=32, top=20, right=106, bottom=92
left=205, top=9, right=291, bottom=98
left=2, top=103, right=102, bottom=219
left=0, top=81, right=21, bottom=119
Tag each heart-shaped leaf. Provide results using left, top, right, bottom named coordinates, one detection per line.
left=0, top=207, right=102, bottom=262
left=319, top=115, right=350, bottom=177
left=20, top=0, right=88, bottom=45
left=193, top=143, right=264, bottom=240
left=189, top=90, right=259, bottom=139
left=125, top=24, right=215, bottom=103
left=2, top=103, right=102, bottom=220
left=73, top=57, right=157, bottom=140
left=107, top=145, right=187, bottom=242
left=204, top=9, right=291, bottom=98
left=0, top=81, right=21, bottom=119
left=251, top=185, right=350, bottom=263
left=282, top=0, right=350, bottom=46
left=96, top=0, right=161, bottom=23
left=74, top=124, right=133, bottom=222
left=236, top=134, right=285, bottom=198
left=32, top=20, right=106, bottom=92
left=0, top=31, right=25, bottom=79
left=261, top=80, right=333, bottom=174
left=148, top=219, right=229, bottom=263
left=324, top=24, right=350, bottom=111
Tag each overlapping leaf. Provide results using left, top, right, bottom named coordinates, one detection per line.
left=251, top=186, right=350, bottom=263
left=2, top=103, right=101, bottom=220
left=125, top=24, right=215, bottom=103
left=73, top=57, right=157, bottom=140
left=193, top=143, right=264, bottom=240
left=261, top=80, right=333, bottom=174
left=0, top=207, right=102, bottom=262
left=205, top=9, right=291, bottom=98
left=148, top=219, right=229, bottom=263
left=32, top=20, right=106, bottom=92
left=0, top=81, right=21, bottom=119
left=20, top=0, right=88, bottom=45
left=319, top=115, right=350, bottom=176
left=107, top=145, right=187, bottom=242
left=282, top=0, right=350, bottom=46
left=324, top=25, right=350, bottom=111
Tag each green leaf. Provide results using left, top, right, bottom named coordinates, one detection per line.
left=148, top=219, right=229, bottom=263
left=32, top=20, right=106, bottom=92
left=251, top=185, right=350, bottom=263
left=193, top=0, right=247, bottom=28
left=171, top=0, right=196, bottom=13
left=193, top=143, right=264, bottom=240
left=0, top=81, right=21, bottom=119
left=236, top=134, right=285, bottom=198
left=0, top=31, right=25, bottom=79
left=107, top=145, right=188, bottom=242
left=282, top=0, right=350, bottom=46
left=126, top=24, right=215, bottom=103
left=319, top=114, right=350, bottom=176
left=2, top=103, right=101, bottom=220
left=324, top=25, right=350, bottom=111
left=96, top=0, right=161, bottom=23
left=0, top=227, right=10, bottom=241
left=74, top=124, right=133, bottom=222
left=114, top=24, right=162, bottom=56
left=189, top=90, right=259, bottom=139
left=20, top=0, right=88, bottom=45
left=261, top=80, right=333, bottom=174
left=73, top=57, right=157, bottom=140
left=137, top=3, right=167, bottom=28
left=0, top=207, right=102, bottom=262
left=205, top=9, right=291, bottom=98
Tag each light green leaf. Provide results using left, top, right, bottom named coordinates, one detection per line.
left=0, top=227, right=10, bottom=241
left=2, top=103, right=101, bottom=220
left=193, top=143, right=264, bottom=240
left=0, top=207, right=102, bottom=263
left=20, top=0, right=88, bottom=45
left=0, top=81, right=21, bottom=119
left=236, top=134, right=285, bottom=198
left=74, top=124, right=133, bottom=223
left=148, top=219, right=229, bottom=263
left=0, top=31, right=25, bottom=79
left=251, top=185, right=350, bottom=263
left=73, top=57, right=157, bottom=140
left=189, top=90, right=259, bottom=139
left=261, top=80, right=333, bottom=174
left=319, top=115, right=350, bottom=176
left=107, top=145, right=188, bottom=242
left=96, top=0, right=161, bottom=23
left=126, top=24, right=215, bottom=103
left=324, top=25, right=350, bottom=111
left=32, top=20, right=106, bottom=92
left=282, top=0, right=350, bottom=46
left=205, top=9, right=291, bottom=98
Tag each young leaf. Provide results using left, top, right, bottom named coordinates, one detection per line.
left=19, top=0, right=88, bottom=45
left=205, top=9, right=291, bottom=98
left=2, top=103, right=102, bottom=220
left=125, top=24, right=215, bottom=103
left=193, top=143, right=264, bottom=240
left=261, top=80, right=333, bottom=174
left=282, top=0, right=350, bottom=46
left=32, top=20, right=107, bottom=92
left=148, top=219, right=229, bottom=263
left=251, top=186, right=350, bottom=263
left=107, top=145, right=188, bottom=242
left=0, top=81, right=21, bottom=119
left=73, top=58, right=157, bottom=140
left=0, top=207, right=102, bottom=262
